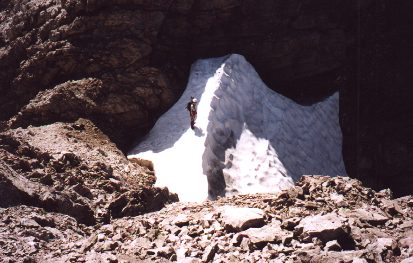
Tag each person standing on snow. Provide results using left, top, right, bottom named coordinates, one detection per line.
left=186, top=97, right=197, bottom=129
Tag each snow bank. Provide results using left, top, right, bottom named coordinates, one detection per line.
left=128, top=54, right=346, bottom=202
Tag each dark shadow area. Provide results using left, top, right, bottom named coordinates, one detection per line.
left=340, top=0, right=413, bottom=197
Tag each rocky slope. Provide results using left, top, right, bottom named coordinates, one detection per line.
left=0, top=118, right=178, bottom=226
left=1, top=176, right=412, bottom=262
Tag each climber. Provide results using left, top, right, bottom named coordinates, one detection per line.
left=186, top=97, right=197, bottom=129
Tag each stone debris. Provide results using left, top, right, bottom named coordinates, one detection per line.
left=0, top=119, right=178, bottom=225
left=1, top=175, right=412, bottom=262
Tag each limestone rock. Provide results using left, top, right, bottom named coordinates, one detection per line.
left=220, top=206, right=265, bottom=232
left=202, top=243, right=219, bottom=262
left=0, top=119, right=177, bottom=224
left=0, top=159, right=95, bottom=225
left=173, top=214, right=190, bottom=227
left=1, top=172, right=412, bottom=262
left=295, top=212, right=352, bottom=245
left=239, top=221, right=289, bottom=248
left=281, top=217, right=301, bottom=230
left=351, top=207, right=389, bottom=226
left=399, top=237, right=413, bottom=252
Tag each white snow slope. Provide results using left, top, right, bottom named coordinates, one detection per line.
left=128, top=54, right=346, bottom=202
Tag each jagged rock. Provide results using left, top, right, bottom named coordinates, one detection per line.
left=0, top=205, right=89, bottom=261
left=100, top=240, right=119, bottom=252
left=351, top=207, right=389, bottom=226
left=295, top=212, right=352, bottom=246
left=81, top=236, right=97, bottom=253
left=0, top=119, right=178, bottom=224
left=399, top=237, right=413, bottom=254
left=108, top=188, right=177, bottom=219
left=0, top=159, right=95, bottom=225
left=365, top=237, right=399, bottom=262
left=1, top=175, right=412, bottom=262
left=220, top=206, right=265, bottom=232
left=202, top=243, right=219, bottom=262
left=381, top=199, right=404, bottom=216
left=238, top=221, right=289, bottom=249
left=281, top=217, right=301, bottom=231
left=97, top=233, right=105, bottom=242
left=400, top=220, right=413, bottom=230
left=173, top=214, right=190, bottom=227
left=329, top=193, right=347, bottom=207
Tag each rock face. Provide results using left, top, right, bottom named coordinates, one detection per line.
left=1, top=0, right=410, bottom=196
left=0, top=118, right=178, bottom=225
left=0, top=0, right=177, bottom=150
left=340, top=0, right=413, bottom=197
left=1, top=176, right=411, bottom=262
left=1, top=0, right=352, bottom=152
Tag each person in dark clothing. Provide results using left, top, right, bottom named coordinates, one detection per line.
left=186, top=97, right=197, bottom=129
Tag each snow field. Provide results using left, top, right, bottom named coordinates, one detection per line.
left=128, top=54, right=346, bottom=202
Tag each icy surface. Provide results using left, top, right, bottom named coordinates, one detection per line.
left=128, top=54, right=346, bottom=202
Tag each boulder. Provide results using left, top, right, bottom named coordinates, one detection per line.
left=202, top=243, right=219, bottom=262
left=351, top=207, right=389, bottom=226
left=220, top=206, right=265, bottom=232
left=238, top=221, right=291, bottom=248
left=399, top=237, right=413, bottom=256
left=365, top=237, right=398, bottom=262
left=281, top=217, right=301, bottom=231
left=173, top=214, right=190, bottom=227
left=295, top=212, right=353, bottom=247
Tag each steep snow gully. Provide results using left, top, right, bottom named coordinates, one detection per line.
left=128, top=54, right=346, bottom=202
